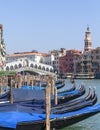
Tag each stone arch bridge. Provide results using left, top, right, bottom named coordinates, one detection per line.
left=4, top=58, right=55, bottom=76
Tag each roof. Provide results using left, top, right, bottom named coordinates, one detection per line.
left=7, top=51, right=47, bottom=57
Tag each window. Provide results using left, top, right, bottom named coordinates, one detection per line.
left=96, top=50, right=99, bottom=54
left=96, top=56, right=99, bottom=59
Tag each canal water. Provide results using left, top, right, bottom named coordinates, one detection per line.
left=59, top=79, right=100, bottom=130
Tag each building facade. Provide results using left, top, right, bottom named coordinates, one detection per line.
left=6, top=50, right=46, bottom=63
left=59, top=27, right=94, bottom=76
left=0, top=24, right=6, bottom=70
left=80, top=51, right=92, bottom=74
left=44, top=48, right=66, bottom=74
left=91, top=47, right=100, bottom=73
left=59, top=49, right=82, bottom=75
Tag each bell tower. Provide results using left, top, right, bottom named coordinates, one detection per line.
left=84, top=26, right=92, bottom=51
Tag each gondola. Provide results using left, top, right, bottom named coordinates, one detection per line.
left=1, top=79, right=65, bottom=92
left=21, top=81, right=65, bottom=90
left=0, top=84, right=85, bottom=105
left=0, top=83, right=75, bottom=104
left=53, top=87, right=92, bottom=108
left=51, top=89, right=97, bottom=114
left=35, top=79, right=65, bottom=89
left=31, top=84, right=85, bottom=105
left=57, top=83, right=76, bottom=93
left=57, top=84, right=85, bottom=103
left=0, top=87, right=92, bottom=116
left=4, top=87, right=95, bottom=114
left=36, top=79, right=64, bottom=86
left=21, top=87, right=97, bottom=113
left=0, top=86, right=98, bottom=130
left=0, top=103, right=100, bottom=130
left=20, top=86, right=90, bottom=109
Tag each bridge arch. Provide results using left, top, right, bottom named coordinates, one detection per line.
left=14, top=64, right=18, bottom=69
left=42, top=66, right=45, bottom=71
left=34, top=64, right=37, bottom=69
left=46, top=67, right=49, bottom=71
left=4, top=58, right=55, bottom=75
left=38, top=65, right=41, bottom=70
left=23, top=59, right=29, bottom=67
left=50, top=68, right=53, bottom=72
left=18, top=63, right=22, bottom=68
left=6, top=66, right=9, bottom=71
left=30, top=63, right=34, bottom=68
left=10, top=66, right=14, bottom=70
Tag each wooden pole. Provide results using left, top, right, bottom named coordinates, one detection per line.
left=39, top=82, right=41, bottom=90
left=51, top=79, right=55, bottom=95
left=45, top=82, right=51, bottom=130
left=5, top=77, right=8, bottom=92
left=10, top=78, right=13, bottom=104
left=0, top=78, right=2, bottom=94
left=54, top=87, right=58, bottom=105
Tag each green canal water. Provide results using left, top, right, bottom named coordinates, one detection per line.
left=60, top=79, right=100, bottom=130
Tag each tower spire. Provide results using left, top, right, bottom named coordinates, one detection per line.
left=84, top=26, right=92, bottom=51
left=87, top=25, right=89, bottom=32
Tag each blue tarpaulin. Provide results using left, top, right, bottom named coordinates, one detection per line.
left=0, top=104, right=100, bottom=128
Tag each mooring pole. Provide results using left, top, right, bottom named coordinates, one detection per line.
left=54, top=87, right=58, bottom=105
left=0, top=78, right=2, bottom=94
left=10, top=77, right=13, bottom=104
left=51, top=78, right=55, bottom=95
left=46, top=82, right=51, bottom=130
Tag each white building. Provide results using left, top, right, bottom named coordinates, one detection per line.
left=44, top=48, right=66, bottom=73
left=6, top=50, right=46, bottom=63
left=0, top=24, right=6, bottom=70
left=6, top=51, right=55, bottom=73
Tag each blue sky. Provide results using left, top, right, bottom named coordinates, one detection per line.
left=0, top=0, right=100, bottom=54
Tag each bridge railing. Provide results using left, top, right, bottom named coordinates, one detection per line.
left=14, top=66, right=56, bottom=76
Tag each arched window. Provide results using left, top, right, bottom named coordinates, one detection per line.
left=14, top=64, right=18, bottom=69
left=46, top=68, right=49, bottom=71
left=30, top=64, right=34, bottom=68
left=23, top=59, right=29, bottom=67
left=50, top=68, right=53, bottom=72
left=10, top=66, right=14, bottom=70
left=42, top=66, right=45, bottom=70
left=18, top=63, right=22, bottom=68
left=6, top=66, right=9, bottom=71
left=35, top=64, right=37, bottom=69
left=38, top=65, right=41, bottom=69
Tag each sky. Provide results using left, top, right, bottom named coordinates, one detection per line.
left=0, top=0, right=100, bottom=54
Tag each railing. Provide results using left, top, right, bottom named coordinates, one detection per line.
left=14, top=66, right=55, bottom=76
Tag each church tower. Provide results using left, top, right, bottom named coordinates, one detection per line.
left=84, top=26, right=92, bottom=51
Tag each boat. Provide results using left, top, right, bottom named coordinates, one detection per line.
left=50, top=104, right=100, bottom=130
left=73, top=73, right=94, bottom=79
left=51, top=89, right=97, bottom=114
left=36, top=79, right=65, bottom=87
left=58, top=83, right=76, bottom=93
left=52, top=87, right=92, bottom=108
left=0, top=103, right=100, bottom=130
left=9, top=87, right=95, bottom=114
left=0, top=84, right=85, bottom=105
left=57, top=84, right=85, bottom=103
left=0, top=86, right=91, bottom=114
left=1, top=79, right=65, bottom=92
left=0, top=84, right=99, bottom=130
left=21, top=80, right=65, bottom=90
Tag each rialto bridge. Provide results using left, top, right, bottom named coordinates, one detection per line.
left=4, top=58, right=55, bottom=75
